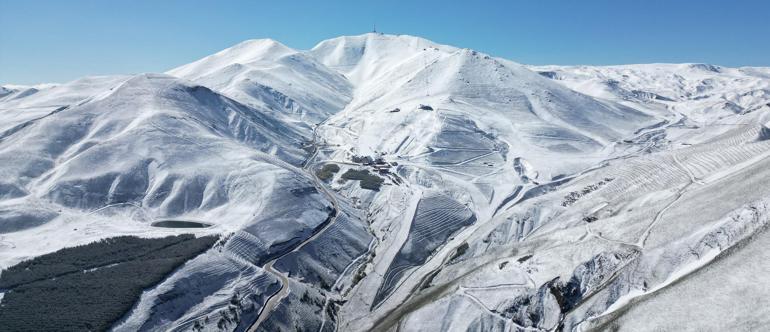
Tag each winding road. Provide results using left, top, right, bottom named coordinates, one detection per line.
left=248, top=121, right=341, bottom=331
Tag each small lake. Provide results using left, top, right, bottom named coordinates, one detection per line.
left=151, top=220, right=212, bottom=228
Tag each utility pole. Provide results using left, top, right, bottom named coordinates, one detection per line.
left=373, top=24, right=377, bottom=33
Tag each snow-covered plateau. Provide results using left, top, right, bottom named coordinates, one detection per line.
left=2, top=33, right=770, bottom=331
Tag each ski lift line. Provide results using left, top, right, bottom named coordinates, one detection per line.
left=424, top=54, right=431, bottom=97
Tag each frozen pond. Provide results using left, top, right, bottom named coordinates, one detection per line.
left=151, top=220, right=212, bottom=228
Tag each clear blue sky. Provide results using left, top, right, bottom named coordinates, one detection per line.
left=2, top=0, right=769, bottom=84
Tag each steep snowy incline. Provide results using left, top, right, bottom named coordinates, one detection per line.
left=0, top=76, right=129, bottom=135
left=0, top=69, right=359, bottom=332
left=168, top=39, right=353, bottom=124
left=294, top=34, right=662, bottom=331
left=0, top=73, right=326, bottom=265
left=0, top=83, right=60, bottom=102
left=383, top=112, right=770, bottom=332
left=0, top=86, right=15, bottom=99
left=309, top=33, right=458, bottom=86
left=310, top=34, right=655, bottom=178
left=168, top=39, right=296, bottom=79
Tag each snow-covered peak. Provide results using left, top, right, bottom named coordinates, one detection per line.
left=168, top=38, right=353, bottom=125
left=2, top=83, right=59, bottom=90
left=0, top=83, right=60, bottom=103
left=311, top=33, right=456, bottom=57
left=0, top=75, right=128, bottom=110
left=167, top=38, right=297, bottom=80
left=0, top=85, right=19, bottom=99
left=309, top=33, right=458, bottom=85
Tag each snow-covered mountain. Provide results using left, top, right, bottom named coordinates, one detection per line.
left=168, top=39, right=353, bottom=126
left=1, top=33, right=770, bottom=332
left=530, top=63, right=770, bottom=122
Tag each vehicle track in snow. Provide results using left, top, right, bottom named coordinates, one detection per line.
left=248, top=118, right=343, bottom=332
left=115, top=91, right=344, bottom=331
left=635, top=154, right=698, bottom=248
left=457, top=286, right=546, bottom=332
